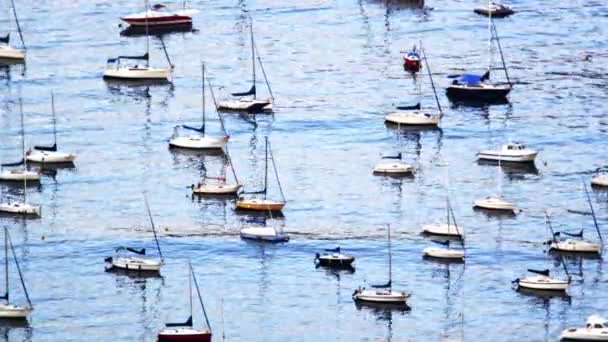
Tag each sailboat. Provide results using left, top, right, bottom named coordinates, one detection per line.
left=0, top=0, right=25, bottom=61
left=104, top=0, right=173, bottom=81
left=402, top=45, right=421, bottom=73
left=26, top=92, right=77, bottom=164
left=373, top=127, right=415, bottom=176
left=236, top=137, right=285, bottom=212
left=513, top=251, right=570, bottom=293
left=353, top=225, right=410, bottom=305
left=548, top=184, right=603, bottom=254
left=386, top=44, right=443, bottom=126
left=170, top=64, right=229, bottom=150
left=217, top=18, right=273, bottom=113
left=158, top=262, right=212, bottom=342
left=446, top=4, right=512, bottom=103
left=0, top=227, right=33, bottom=319
left=315, top=247, right=355, bottom=269
left=0, top=98, right=41, bottom=183
left=240, top=216, right=289, bottom=243
left=591, top=173, right=608, bottom=188
left=105, top=196, right=164, bottom=272
left=422, top=197, right=463, bottom=239
left=191, top=145, right=241, bottom=195
left=423, top=239, right=465, bottom=261
left=474, top=157, right=516, bottom=212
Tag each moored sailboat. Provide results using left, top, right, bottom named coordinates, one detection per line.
left=422, top=197, right=463, bottom=239
left=191, top=146, right=241, bottom=195
left=236, top=137, right=285, bottom=212
left=239, top=216, right=289, bottom=243
left=105, top=196, right=164, bottom=273
left=0, top=227, right=33, bottom=319
left=513, top=248, right=570, bottom=293
left=474, top=158, right=516, bottom=212
left=158, top=262, right=212, bottom=342
left=315, top=247, right=355, bottom=268
left=0, top=0, right=25, bottom=61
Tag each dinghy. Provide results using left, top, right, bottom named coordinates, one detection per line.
left=236, top=137, right=285, bottom=212
left=217, top=18, right=273, bottom=113
left=373, top=152, right=415, bottom=176
left=353, top=225, right=410, bottom=306
left=422, top=198, right=463, bottom=239
left=192, top=146, right=241, bottom=195
left=105, top=196, right=164, bottom=273
left=474, top=158, right=516, bottom=212
left=386, top=44, right=443, bottom=127
left=560, top=315, right=608, bottom=341
left=547, top=184, right=603, bottom=255
left=239, top=217, right=289, bottom=243
left=122, top=3, right=196, bottom=28
left=446, top=11, right=512, bottom=104
left=403, top=45, right=421, bottom=73
left=105, top=4, right=173, bottom=82
left=315, top=247, right=355, bottom=268
left=591, top=174, right=608, bottom=188
left=474, top=2, right=514, bottom=18
left=0, top=0, right=25, bottom=61
left=477, top=143, right=537, bottom=163
left=26, top=93, right=77, bottom=164
left=158, top=263, right=212, bottom=342
left=169, top=63, right=229, bottom=150
left=0, top=228, right=33, bottom=319
left=423, top=240, right=465, bottom=261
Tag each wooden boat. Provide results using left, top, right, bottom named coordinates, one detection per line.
left=422, top=198, right=463, bottom=239
left=403, top=45, right=421, bottom=73
left=446, top=13, right=512, bottom=103
left=170, top=64, right=229, bottom=150
left=26, top=92, right=77, bottom=164
left=105, top=196, right=164, bottom=273
left=386, top=44, right=443, bottom=127
left=240, top=217, right=289, bottom=243
left=236, top=137, right=285, bottom=212
left=353, top=225, right=410, bottom=306
left=477, top=143, right=537, bottom=163
left=158, top=263, right=212, bottom=342
left=591, top=174, right=608, bottom=188
left=547, top=185, right=604, bottom=255
left=315, top=247, right=355, bottom=268
left=122, top=3, right=197, bottom=27
left=0, top=227, right=33, bottom=319
left=217, top=18, right=273, bottom=113
left=0, top=0, right=25, bottom=61
left=474, top=2, right=514, bottom=18
left=560, top=316, right=608, bottom=341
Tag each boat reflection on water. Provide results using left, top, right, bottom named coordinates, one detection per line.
left=477, top=159, right=539, bottom=176
left=119, top=23, right=195, bottom=37
left=516, top=286, right=571, bottom=301
left=473, top=206, right=517, bottom=219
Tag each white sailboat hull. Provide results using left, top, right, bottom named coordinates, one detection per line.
left=591, top=174, right=608, bottom=187
left=0, top=170, right=40, bottom=182
left=384, top=112, right=440, bottom=126
left=478, top=150, right=537, bottom=163
left=352, top=289, right=409, bottom=304
left=0, top=46, right=25, bottom=60
left=0, top=202, right=40, bottom=216
left=109, top=257, right=161, bottom=272
left=421, top=223, right=462, bottom=238
left=474, top=197, right=516, bottom=211
left=26, top=150, right=76, bottom=163
left=550, top=240, right=601, bottom=253
left=217, top=99, right=272, bottom=112
left=423, top=247, right=464, bottom=260
left=104, top=67, right=171, bottom=80
left=518, top=275, right=569, bottom=291
left=169, top=135, right=227, bottom=150
left=240, top=227, right=289, bottom=242
left=0, top=304, right=30, bottom=319
left=193, top=183, right=241, bottom=195
left=373, top=162, right=415, bottom=175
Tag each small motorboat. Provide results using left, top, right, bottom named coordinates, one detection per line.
left=105, top=197, right=164, bottom=273
left=591, top=174, right=608, bottom=188
left=158, top=263, right=212, bottom=342
left=403, top=46, right=421, bottom=73
left=121, top=4, right=196, bottom=27
left=353, top=225, right=410, bottom=306
left=239, top=217, right=289, bottom=243
left=474, top=2, right=515, bottom=18
left=169, top=64, right=229, bottom=150
left=315, top=247, right=355, bottom=268
left=26, top=93, right=77, bottom=164
left=373, top=153, right=415, bottom=176
left=477, top=143, right=538, bottom=163
left=0, top=228, right=33, bottom=319
left=423, top=240, right=465, bottom=261
left=560, top=315, right=608, bottom=341
left=514, top=269, right=569, bottom=292
left=473, top=197, right=516, bottom=212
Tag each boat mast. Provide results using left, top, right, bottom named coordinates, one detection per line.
left=254, top=42, right=275, bottom=103
left=144, top=196, right=164, bottom=262
left=190, top=263, right=212, bottom=333
left=3, top=228, right=8, bottom=303
left=224, top=145, right=239, bottom=185
left=263, top=137, right=268, bottom=199
left=583, top=182, right=604, bottom=249
left=144, top=0, right=150, bottom=68
left=9, top=0, right=24, bottom=50
left=201, top=63, right=206, bottom=136
left=544, top=210, right=557, bottom=242
left=387, top=224, right=392, bottom=291
left=189, top=262, right=193, bottom=321
left=7, top=229, right=31, bottom=308
left=250, top=18, right=256, bottom=100
left=487, top=0, right=492, bottom=73
left=420, top=43, right=442, bottom=117
left=19, top=97, right=27, bottom=204
left=51, top=91, right=57, bottom=147
left=269, top=140, right=285, bottom=203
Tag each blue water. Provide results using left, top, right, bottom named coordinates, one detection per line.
left=0, top=0, right=607, bottom=340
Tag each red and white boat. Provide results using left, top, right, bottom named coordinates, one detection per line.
left=158, top=263, right=213, bottom=342
left=121, top=4, right=197, bottom=27
left=403, top=46, right=421, bottom=73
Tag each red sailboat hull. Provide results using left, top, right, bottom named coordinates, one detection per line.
left=403, top=58, right=421, bottom=72
left=122, top=15, right=192, bottom=27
